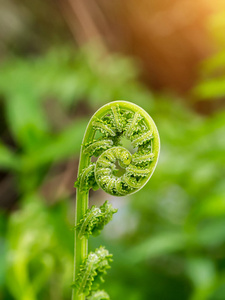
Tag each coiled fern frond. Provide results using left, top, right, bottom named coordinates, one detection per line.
left=75, top=102, right=159, bottom=195
left=73, top=101, right=160, bottom=300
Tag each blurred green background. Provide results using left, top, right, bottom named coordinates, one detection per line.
left=0, top=1, right=225, bottom=299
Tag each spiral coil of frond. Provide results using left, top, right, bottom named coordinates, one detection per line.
left=76, top=101, right=160, bottom=196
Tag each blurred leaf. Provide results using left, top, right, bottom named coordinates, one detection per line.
left=186, top=258, right=216, bottom=287
left=5, top=94, right=49, bottom=150
left=197, top=219, right=225, bottom=248
left=6, top=193, right=73, bottom=300
left=0, top=142, right=20, bottom=171
left=194, top=77, right=225, bottom=99
left=127, top=231, right=190, bottom=264
left=21, top=118, right=87, bottom=172
left=0, top=212, right=7, bottom=289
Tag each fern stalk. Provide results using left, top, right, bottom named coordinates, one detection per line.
left=73, top=190, right=88, bottom=300
left=73, top=132, right=94, bottom=300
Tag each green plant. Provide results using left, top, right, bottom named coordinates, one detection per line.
left=72, top=100, right=160, bottom=299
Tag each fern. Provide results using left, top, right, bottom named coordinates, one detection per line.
left=72, top=101, right=160, bottom=299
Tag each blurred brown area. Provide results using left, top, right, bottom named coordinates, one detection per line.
left=58, top=0, right=218, bottom=93
left=0, top=0, right=222, bottom=95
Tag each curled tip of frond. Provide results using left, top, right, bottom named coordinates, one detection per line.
left=87, top=290, right=110, bottom=300
left=77, top=101, right=160, bottom=196
left=72, top=246, right=113, bottom=296
left=95, top=146, right=153, bottom=196
left=76, top=201, right=117, bottom=239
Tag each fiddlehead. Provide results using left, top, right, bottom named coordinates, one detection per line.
left=73, top=101, right=160, bottom=300
left=76, top=101, right=160, bottom=195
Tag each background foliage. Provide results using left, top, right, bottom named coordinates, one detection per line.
left=0, top=1, right=225, bottom=300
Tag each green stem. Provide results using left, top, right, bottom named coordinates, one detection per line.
left=72, top=118, right=95, bottom=300
left=72, top=188, right=88, bottom=300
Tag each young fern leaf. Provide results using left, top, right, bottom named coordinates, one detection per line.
left=74, top=163, right=98, bottom=192
left=111, top=104, right=123, bottom=132
left=92, top=118, right=116, bottom=137
left=132, top=152, right=154, bottom=164
left=83, top=140, right=114, bottom=157
left=87, top=290, right=110, bottom=300
left=73, top=101, right=160, bottom=300
left=91, top=201, right=118, bottom=236
left=76, top=201, right=117, bottom=239
left=76, top=206, right=101, bottom=239
left=125, top=111, right=142, bottom=138
left=131, top=130, right=153, bottom=148
left=73, top=247, right=112, bottom=296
